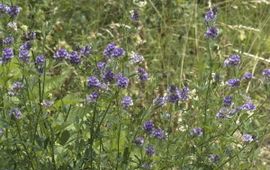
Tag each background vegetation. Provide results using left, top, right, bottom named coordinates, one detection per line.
left=0, top=0, right=270, bottom=169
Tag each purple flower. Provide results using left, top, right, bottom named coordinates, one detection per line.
left=137, top=67, right=148, bottom=81
left=145, top=145, right=155, bottom=156
left=54, top=48, right=68, bottom=59
left=242, top=133, right=255, bottom=143
left=2, top=36, right=14, bottom=45
left=166, top=86, right=189, bottom=103
left=35, top=55, right=45, bottom=65
left=41, top=100, right=54, bottom=108
left=35, top=55, right=45, bottom=73
left=21, top=41, right=32, bottom=50
left=103, top=69, right=114, bottom=82
left=241, top=102, right=256, bottom=111
left=121, top=96, right=133, bottom=108
left=180, top=86, right=189, bottom=101
left=25, top=31, right=36, bottom=41
left=69, top=51, right=81, bottom=64
left=2, top=48, right=14, bottom=63
left=80, top=45, right=92, bottom=56
left=242, top=72, right=253, bottom=80
left=87, top=76, right=101, bottom=88
left=191, top=127, right=203, bottom=137
left=6, top=5, right=21, bottom=17
left=262, top=69, right=270, bottom=79
left=130, top=52, right=144, bottom=64
left=216, top=111, right=226, bottom=119
left=224, top=54, right=241, bottom=67
left=226, top=78, right=240, bottom=87
left=86, top=92, right=99, bottom=103
left=223, top=96, right=233, bottom=107
left=0, top=4, right=6, bottom=12
left=208, top=154, right=220, bottom=163
left=19, top=47, right=30, bottom=63
left=111, top=47, right=125, bottom=58
left=205, top=27, right=218, bottom=39
left=134, top=136, right=144, bottom=146
left=153, top=96, right=166, bottom=107
left=166, top=85, right=181, bottom=103
left=152, top=128, right=165, bottom=140
left=228, top=107, right=241, bottom=117
left=130, top=9, right=139, bottom=21
left=204, top=8, right=217, bottom=23
left=18, top=42, right=32, bottom=62
left=97, top=61, right=106, bottom=70
left=9, top=108, right=22, bottom=119
left=116, top=74, right=129, bottom=88
left=103, top=43, right=116, bottom=57
left=8, top=81, right=24, bottom=96
left=143, top=120, right=154, bottom=133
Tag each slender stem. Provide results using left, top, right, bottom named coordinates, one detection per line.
left=49, top=124, right=56, bottom=170
left=15, top=121, right=35, bottom=169
left=203, top=41, right=213, bottom=124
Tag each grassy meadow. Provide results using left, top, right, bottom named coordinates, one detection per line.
left=0, top=0, right=270, bottom=169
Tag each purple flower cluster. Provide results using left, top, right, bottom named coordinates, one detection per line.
left=145, top=145, right=155, bottom=156
left=80, top=45, right=92, bottom=57
left=2, top=36, right=14, bottom=46
left=103, top=43, right=125, bottom=58
left=143, top=120, right=154, bottom=133
left=9, top=108, right=22, bottom=119
left=226, top=78, right=240, bottom=87
left=130, top=52, right=144, bottom=64
left=242, top=72, right=253, bottom=80
left=204, top=7, right=218, bottom=39
left=41, top=100, right=54, bottom=109
left=262, top=69, right=270, bottom=80
left=204, top=7, right=217, bottom=23
left=143, top=120, right=166, bottom=140
left=0, top=3, right=21, bottom=17
left=25, top=31, right=36, bottom=41
left=223, top=96, right=233, bottom=107
left=137, top=67, right=148, bottom=81
left=19, top=42, right=32, bottom=62
left=69, top=51, right=81, bottom=64
left=53, top=45, right=91, bottom=63
left=224, top=54, right=241, bottom=67
left=103, top=69, right=114, bottom=83
left=86, top=92, right=99, bottom=103
left=8, top=81, right=24, bottom=96
left=190, top=127, right=203, bottom=137
left=121, top=96, right=133, bottom=108
left=153, top=96, right=166, bottom=107
left=116, top=74, right=129, bottom=88
left=35, top=55, right=45, bottom=73
left=54, top=48, right=69, bottom=59
left=152, top=128, right=165, bottom=139
left=130, top=9, right=139, bottom=21
left=166, top=85, right=189, bottom=103
left=97, top=61, right=106, bottom=70
left=134, top=136, right=144, bottom=146
left=208, top=154, right=220, bottom=163
left=205, top=26, right=218, bottom=39
left=242, top=133, right=255, bottom=143
left=87, top=76, right=101, bottom=88
left=240, top=101, right=256, bottom=111
left=2, top=48, right=14, bottom=63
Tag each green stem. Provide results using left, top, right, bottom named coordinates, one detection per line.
left=203, top=41, right=213, bottom=124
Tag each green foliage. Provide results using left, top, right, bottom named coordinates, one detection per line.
left=0, top=0, right=270, bottom=169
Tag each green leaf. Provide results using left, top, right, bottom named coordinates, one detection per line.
left=59, top=130, right=70, bottom=145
